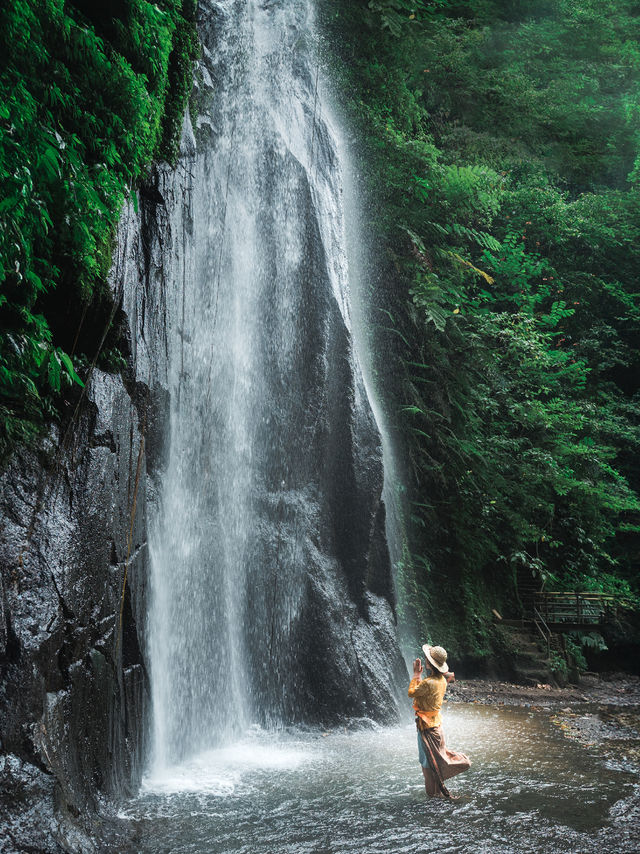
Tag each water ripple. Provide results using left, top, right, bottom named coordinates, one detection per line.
left=118, top=705, right=637, bottom=853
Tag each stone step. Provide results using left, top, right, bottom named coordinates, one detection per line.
left=501, top=621, right=555, bottom=684
left=515, top=647, right=545, bottom=660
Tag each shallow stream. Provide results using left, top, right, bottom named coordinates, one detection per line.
left=117, top=704, right=638, bottom=853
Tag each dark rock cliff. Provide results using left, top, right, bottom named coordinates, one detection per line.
left=0, top=154, right=183, bottom=850
left=0, top=411, right=146, bottom=852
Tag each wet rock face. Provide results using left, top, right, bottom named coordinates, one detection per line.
left=0, top=755, right=62, bottom=854
left=0, top=169, right=176, bottom=847
left=0, top=374, right=148, bottom=847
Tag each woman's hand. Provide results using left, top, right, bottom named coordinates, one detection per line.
left=413, top=658, right=423, bottom=678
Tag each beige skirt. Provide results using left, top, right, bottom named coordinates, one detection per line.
left=417, top=721, right=471, bottom=797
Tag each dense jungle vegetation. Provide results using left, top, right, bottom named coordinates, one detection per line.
left=0, top=0, right=197, bottom=457
left=2, top=0, right=639, bottom=671
left=324, top=0, right=640, bottom=666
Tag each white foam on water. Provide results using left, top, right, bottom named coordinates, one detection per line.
left=142, top=738, right=312, bottom=796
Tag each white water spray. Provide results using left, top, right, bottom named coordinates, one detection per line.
left=146, top=0, right=404, bottom=774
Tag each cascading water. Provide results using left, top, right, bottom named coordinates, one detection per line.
left=109, top=7, right=640, bottom=853
left=147, top=0, right=405, bottom=772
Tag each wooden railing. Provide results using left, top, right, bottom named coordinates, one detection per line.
left=533, top=591, right=621, bottom=626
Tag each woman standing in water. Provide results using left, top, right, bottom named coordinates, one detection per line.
left=408, top=645, right=471, bottom=799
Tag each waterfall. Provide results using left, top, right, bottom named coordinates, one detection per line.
left=147, top=0, right=405, bottom=772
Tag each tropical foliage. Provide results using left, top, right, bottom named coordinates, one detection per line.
left=324, top=0, right=640, bottom=657
left=0, top=0, right=198, bottom=458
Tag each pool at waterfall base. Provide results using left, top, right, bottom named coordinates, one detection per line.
left=115, top=704, right=639, bottom=853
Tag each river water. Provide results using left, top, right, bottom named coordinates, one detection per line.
left=117, top=704, right=637, bottom=853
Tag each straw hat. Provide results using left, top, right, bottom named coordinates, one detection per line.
left=422, top=644, right=449, bottom=673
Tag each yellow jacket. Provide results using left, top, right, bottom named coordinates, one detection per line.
left=408, top=674, right=447, bottom=728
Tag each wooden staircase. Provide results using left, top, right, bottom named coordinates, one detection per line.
left=497, top=567, right=627, bottom=684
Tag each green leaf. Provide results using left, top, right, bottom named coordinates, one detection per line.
left=46, top=352, right=61, bottom=392
left=58, top=349, right=85, bottom=387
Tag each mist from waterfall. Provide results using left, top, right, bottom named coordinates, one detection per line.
left=146, top=0, right=404, bottom=774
